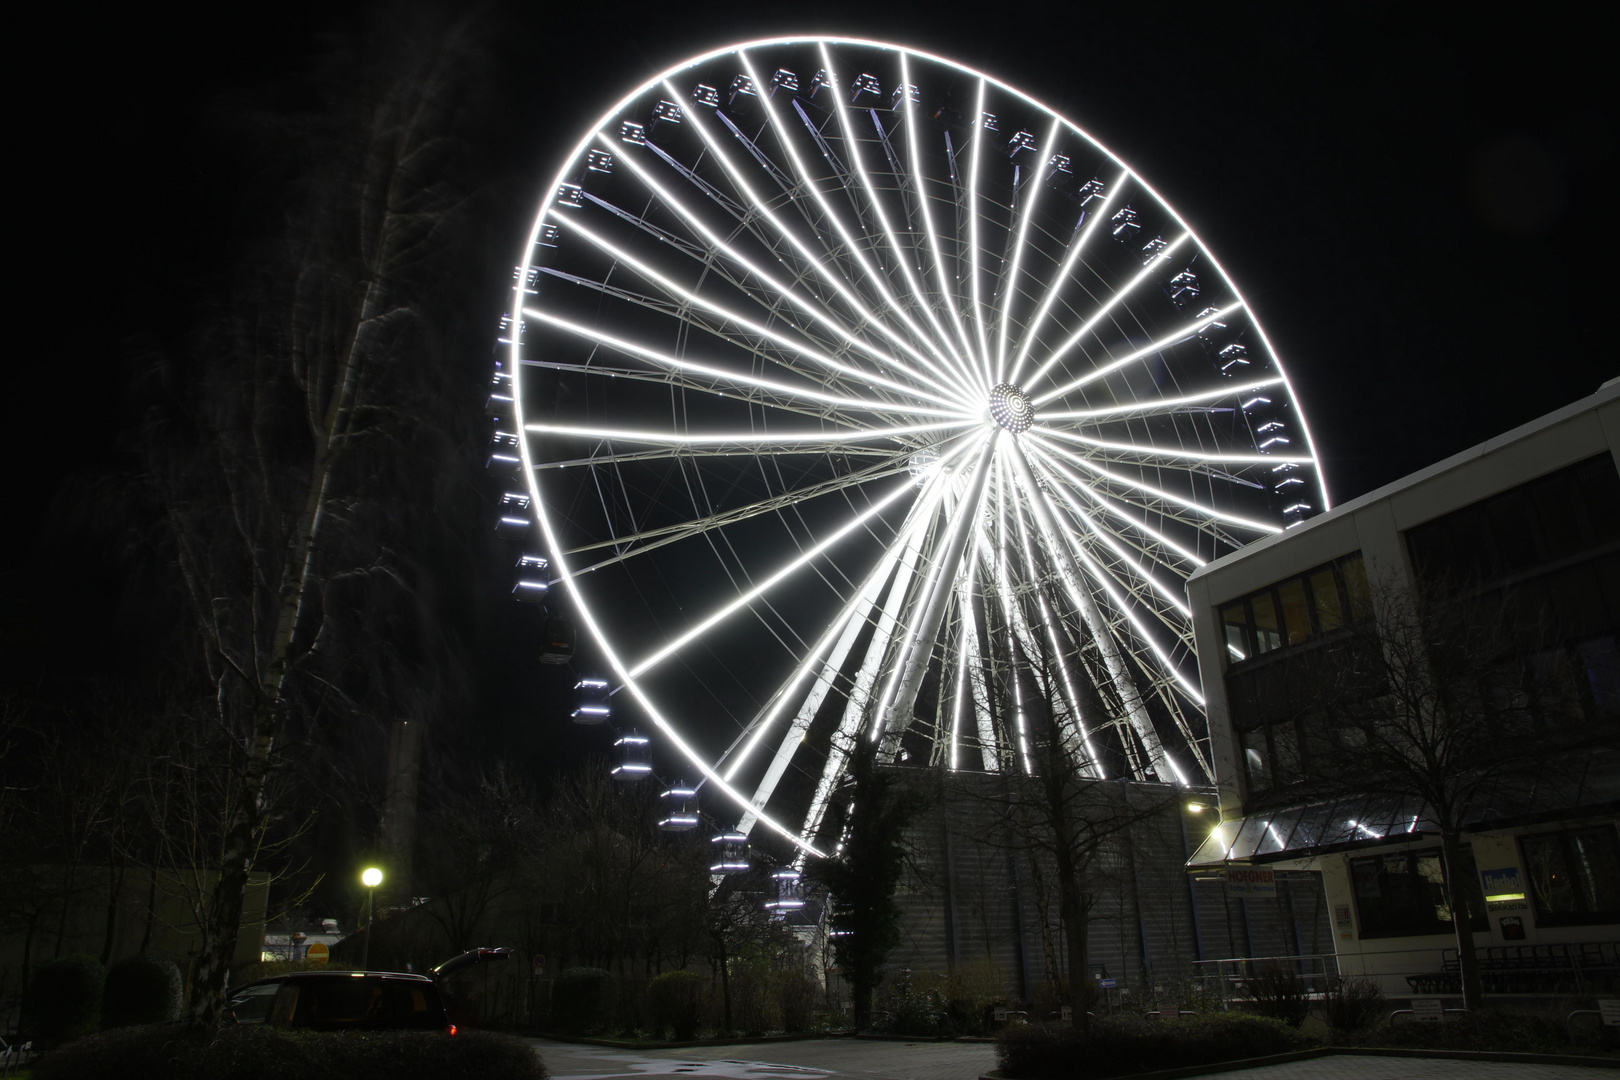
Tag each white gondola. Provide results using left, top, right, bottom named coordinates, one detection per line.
left=709, top=831, right=749, bottom=873
left=571, top=676, right=609, bottom=722
left=611, top=729, right=652, bottom=779
left=658, top=781, right=700, bottom=831
left=764, top=868, right=805, bottom=912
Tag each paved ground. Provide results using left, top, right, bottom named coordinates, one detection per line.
left=528, top=1037, right=1615, bottom=1080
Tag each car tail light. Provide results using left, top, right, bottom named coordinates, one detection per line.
left=446, top=1023, right=458, bottom=1037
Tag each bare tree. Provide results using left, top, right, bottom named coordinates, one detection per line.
left=1301, top=577, right=1591, bottom=1011
left=979, top=636, right=1181, bottom=1031
left=133, top=15, right=490, bottom=1027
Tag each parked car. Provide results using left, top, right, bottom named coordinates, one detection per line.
left=226, top=948, right=513, bottom=1034
left=226, top=971, right=454, bottom=1033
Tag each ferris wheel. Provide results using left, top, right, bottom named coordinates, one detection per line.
left=496, top=37, right=1327, bottom=857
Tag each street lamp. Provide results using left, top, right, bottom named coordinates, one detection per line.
left=360, top=867, right=383, bottom=970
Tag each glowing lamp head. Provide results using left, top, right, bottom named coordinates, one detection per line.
left=988, top=384, right=1034, bottom=433
left=361, top=867, right=383, bottom=889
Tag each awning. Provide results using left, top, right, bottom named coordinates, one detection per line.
left=1186, top=794, right=1437, bottom=870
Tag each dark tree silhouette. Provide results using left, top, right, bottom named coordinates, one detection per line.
left=131, top=13, right=493, bottom=1028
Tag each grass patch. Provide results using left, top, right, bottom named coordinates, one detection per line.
left=31, top=1024, right=548, bottom=1080
left=996, top=1014, right=1315, bottom=1078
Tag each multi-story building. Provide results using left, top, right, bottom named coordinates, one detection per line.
left=1184, top=379, right=1620, bottom=993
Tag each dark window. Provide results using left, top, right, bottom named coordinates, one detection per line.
left=1349, top=847, right=1488, bottom=938
left=1406, top=454, right=1620, bottom=589
left=1519, top=825, right=1620, bottom=927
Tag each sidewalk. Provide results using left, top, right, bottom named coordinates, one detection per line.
left=527, top=1036, right=1617, bottom=1080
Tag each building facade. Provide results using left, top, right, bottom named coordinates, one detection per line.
left=1185, top=379, right=1620, bottom=994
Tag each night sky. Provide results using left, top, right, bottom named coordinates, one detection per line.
left=12, top=2, right=1615, bottom=779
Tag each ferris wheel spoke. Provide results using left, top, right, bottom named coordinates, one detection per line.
left=797, top=495, right=944, bottom=842
left=667, top=80, right=967, bottom=405
left=1003, top=447, right=1184, bottom=782
left=872, top=437, right=998, bottom=749
left=527, top=307, right=969, bottom=422
left=894, top=52, right=983, bottom=385
left=536, top=216, right=963, bottom=409
left=964, top=78, right=993, bottom=372
left=622, top=436, right=980, bottom=681
left=1024, top=431, right=1283, bottom=540
left=738, top=52, right=960, bottom=389
left=1005, top=169, right=1127, bottom=388
left=1022, top=233, right=1191, bottom=396
left=814, top=45, right=977, bottom=391
left=526, top=419, right=973, bottom=448
left=1036, top=375, right=1286, bottom=425
left=723, top=493, right=942, bottom=787
left=1035, top=424, right=1314, bottom=467
left=1024, top=441, right=1205, bottom=571
left=1031, top=302, right=1246, bottom=408
left=992, top=116, right=1060, bottom=385
left=1004, top=483, right=1105, bottom=774
left=562, top=458, right=914, bottom=574
left=583, top=153, right=931, bottom=394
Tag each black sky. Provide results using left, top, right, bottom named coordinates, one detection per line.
left=12, top=2, right=1616, bottom=763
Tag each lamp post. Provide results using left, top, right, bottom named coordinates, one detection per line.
left=360, top=867, right=383, bottom=970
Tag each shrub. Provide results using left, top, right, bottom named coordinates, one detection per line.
left=24, top=953, right=106, bottom=1048
left=552, top=967, right=611, bottom=1034
left=997, top=1014, right=1315, bottom=1078
left=33, top=1024, right=550, bottom=1080
left=649, top=971, right=706, bottom=1040
left=101, top=955, right=184, bottom=1029
left=730, top=964, right=777, bottom=1036
left=1319, top=975, right=1384, bottom=1033
left=777, top=972, right=818, bottom=1034
left=879, top=974, right=947, bottom=1036
left=1237, top=961, right=1310, bottom=1027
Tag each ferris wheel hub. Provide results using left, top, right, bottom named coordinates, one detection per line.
left=988, top=383, right=1035, bottom=433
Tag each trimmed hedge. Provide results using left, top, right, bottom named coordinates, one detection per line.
left=102, top=956, right=184, bottom=1029
left=648, top=971, right=705, bottom=1040
left=24, top=954, right=106, bottom=1049
left=33, top=1024, right=549, bottom=1080
left=552, top=967, right=612, bottom=1034
left=997, top=1014, right=1315, bottom=1078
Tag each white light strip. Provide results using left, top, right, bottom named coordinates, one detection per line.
left=994, top=116, right=1059, bottom=385
left=527, top=419, right=969, bottom=446
left=823, top=44, right=977, bottom=389
left=722, top=491, right=940, bottom=781
left=602, top=136, right=971, bottom=412
left=1023, top=233, right=1190, bottom=396
left=1024, top=454, right=1192, bottom=616
left=664, top=78, right=963, bottom=406
left=1037, top=375, right=1285, bottom=423
left=531, top=306, right=970, bottom=420
left=1030, top=475, right=1208, bottom=709
left=738, top=52, right=965, bottom=402
left=1026, top=431, right=1282, bottom=535
left=1025, top=440, right=1205, bottom=568
left=1005, top=169, right=1126, bottom=388
left=1008, top=445, right=1192, bottom=778
left=538, top=213, right=961, bottom=410
left=1030, top=303, right=1244, bottom=408
left=966, top=79, right=992, bottom=371
left=1006, top=480, right=1102, bottom=771
left=626, top=436, right=979, bottom=678
left=1037, top=425, right=1314, bottom=466
left=899, top=51, right=983, bottom=386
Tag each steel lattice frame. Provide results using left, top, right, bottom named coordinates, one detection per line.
left=500, top=38, right=1328, bottom=857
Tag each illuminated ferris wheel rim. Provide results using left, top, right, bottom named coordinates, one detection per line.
left=512, top=34, right=1330, bottom=482
left=506, top=36, right=1329, bottom=859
